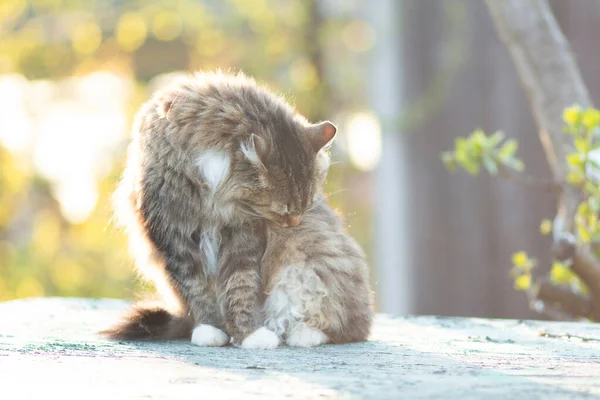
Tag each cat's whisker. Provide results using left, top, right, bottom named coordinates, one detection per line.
left=306, top=189, right=348, bottom=212
left=328, top=160, right=345, bottom=166
left=322, top=188, right=348, bottom=201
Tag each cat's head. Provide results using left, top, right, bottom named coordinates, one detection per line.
left=151, top=71, right=336, bottom=227
left=238, top=119, right=336, bottom=227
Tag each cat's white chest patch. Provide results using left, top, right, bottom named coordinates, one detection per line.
left=201, top=227, right=220, bottom=275
left=195, top=150, right=230, bottom=193
left=195, top=150, right=230, bottom=274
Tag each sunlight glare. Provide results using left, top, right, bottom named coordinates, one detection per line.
left=0, top=75, right=33, bottom=152
left=0, top=72, right=131, bottom=223
left=346, top=112, right=382, bottom=171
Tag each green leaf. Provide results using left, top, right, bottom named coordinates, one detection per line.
left=575, top=137, right=590, bottom=153
left=498, top=139, right=518, bottom=160
left=563, top=125, right=578, bottom=135
left=487, top=131, right=505, bottom=148
left=455, top=150, right=479, bottom=175
left=464, top=162, right=479, bottom=175
left=471, top=128, right=487, bottom=145
left=585, top=181, right=599, bottom=197
left=441, top=152, right=456, bottom=172
left=455, top=137, right=468, bottom=151
left=482, top=155, right=498, bottom=176
left=567, top=170, right=584, bottom=185
left=589, top=197, right=600, bottom=213
left=503, top=157, right=525, bottom=172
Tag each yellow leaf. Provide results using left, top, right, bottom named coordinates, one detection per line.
left=577, top=202, right=591, bottom=217
left=576, top=278, right=589, bottom=295
left=563, top=105, right=581, bottom=125
left=550, top=262, right=573, bottom=285
left=514, top=274, right=531, bottom=291
left=567, top=153, right=583, bottom=167
left=588, top=214, right=598, bottom=233
left=577, top=221, right=591, bottom=243
left=511, top=251, right=528, bottom=267
left=567, top=170, right=584, bottom=185
left=539, top=219, right=552, bottom=235
left=582, top=108, right=600, bottom=130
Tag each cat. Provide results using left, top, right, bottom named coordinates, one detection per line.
left=103, top=71, right=373, bottom=348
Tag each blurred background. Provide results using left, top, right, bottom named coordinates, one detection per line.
left=1, top=0, right=599, bottom=320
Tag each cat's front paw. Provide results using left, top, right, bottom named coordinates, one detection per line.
left=191, top=324, right=229, bottom=347
left=286, top=325, right=329, bottom=348
left=239, top=327, right=281, bottom=349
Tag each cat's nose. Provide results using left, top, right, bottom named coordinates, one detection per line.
left=287, top=215, right=302, bottom=227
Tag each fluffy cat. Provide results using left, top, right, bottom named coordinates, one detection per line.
left=103, top=71, right=373, bottom=348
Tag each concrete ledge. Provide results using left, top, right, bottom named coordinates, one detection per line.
left=1, top=298, right=599, bottom=399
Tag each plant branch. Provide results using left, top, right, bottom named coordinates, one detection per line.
left=485, top=0, right=592, bottom=234
left=497, top=164, right=562, bottom=192
left=485, top=0, right=600, bottom=322
left=552, top=234, right=600, bottom=321
left=534, top=280, right=593, bottom=319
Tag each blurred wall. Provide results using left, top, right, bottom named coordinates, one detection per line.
left=374, top=0, right=600, bottom=319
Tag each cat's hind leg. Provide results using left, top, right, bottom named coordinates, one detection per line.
left=286, top=323, right=329, bottom=347
left=264, top=265, right=330, bottom=347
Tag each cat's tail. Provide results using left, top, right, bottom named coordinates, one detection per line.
left=100, top=303, right=194, bottom=341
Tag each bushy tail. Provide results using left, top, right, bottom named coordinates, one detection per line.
left=101, top=304, right=193, bottom=341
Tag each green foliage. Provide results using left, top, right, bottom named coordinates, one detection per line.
left=563, top=105, right=600, bottom=251
left=0, top=0, right=357, bottom=120
left=0, top=145, right=135, bottom=300
left=441, top=129, right=523, bottom=176
left=444, top=105, right=600, bottom=296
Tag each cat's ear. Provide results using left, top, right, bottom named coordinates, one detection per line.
left=241, top=134, right=269, bottom=168
left=305, top=121, right=337, bottom=153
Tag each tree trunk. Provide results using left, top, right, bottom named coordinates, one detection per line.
left=485, top=0, right=600, bottom=320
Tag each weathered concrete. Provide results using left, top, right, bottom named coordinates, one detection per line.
left=0, top=298, right=599, bottom=399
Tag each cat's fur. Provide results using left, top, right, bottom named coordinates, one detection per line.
left=103, top=71, right=373, bottom=348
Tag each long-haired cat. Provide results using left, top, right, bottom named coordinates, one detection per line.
left=103, top=71, right=373, bottom=348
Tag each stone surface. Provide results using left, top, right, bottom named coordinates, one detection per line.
left=1, top=298, right=599, bottom=399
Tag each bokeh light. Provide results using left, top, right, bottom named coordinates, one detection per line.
left=346, top=112, right=382, bottom=171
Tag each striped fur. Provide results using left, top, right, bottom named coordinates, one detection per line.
left=103, top=71, right=373, bottom=347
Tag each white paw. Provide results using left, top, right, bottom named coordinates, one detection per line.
left=286, top=325, right=329, bottom=348
left=191, top=324, right=229, bottom=347
left=240, top=327, right=281, bottom=349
